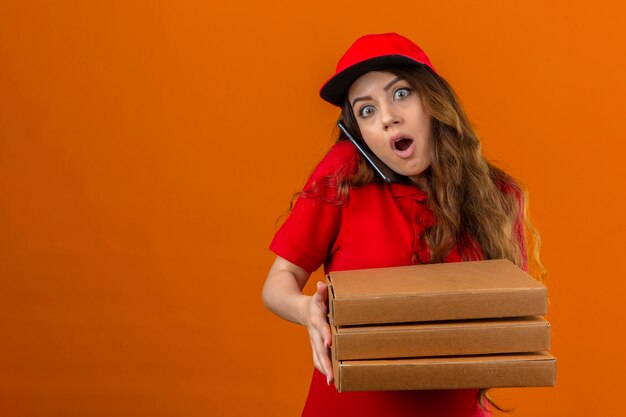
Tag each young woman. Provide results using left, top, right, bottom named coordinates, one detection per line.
left=262, top=32, right=542, bottom=417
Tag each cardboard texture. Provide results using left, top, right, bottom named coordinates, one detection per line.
left=333, top=352, right=556, bottom=392
left=327, top=259, right=546, bottom=326
left=332, top=316, right=550, bottom=360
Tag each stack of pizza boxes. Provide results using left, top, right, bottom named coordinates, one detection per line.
left=326, top=259, right=556, bottom=392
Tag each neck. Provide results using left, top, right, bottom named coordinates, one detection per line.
left=408, top=173, right=428, bottom=190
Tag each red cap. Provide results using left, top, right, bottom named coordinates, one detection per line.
left=319, top=33, right=436, bottom=106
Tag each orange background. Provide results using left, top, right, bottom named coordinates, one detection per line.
left=1, top=1, right=625, bottom=416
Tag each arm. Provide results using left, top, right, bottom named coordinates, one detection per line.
left=262, top=256, right=334, bottom=384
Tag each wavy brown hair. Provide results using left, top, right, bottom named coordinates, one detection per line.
left=336, top=65, right=544, bottom=282
left=331, top=66, right=545, bottom=412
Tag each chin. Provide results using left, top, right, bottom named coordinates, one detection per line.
left=403, top=167, right=429, bottom=178
left=403, top=165, right=430, bottom=182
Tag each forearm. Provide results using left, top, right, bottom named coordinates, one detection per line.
left=262, top=257, right=312, bottom=326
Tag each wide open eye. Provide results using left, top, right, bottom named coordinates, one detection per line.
left=358, top=105, right=375, bottom=118
left=393, top=88, right=411, bottom=100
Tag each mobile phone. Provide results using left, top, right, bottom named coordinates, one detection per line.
left=337, top=121, right=402, bottom=183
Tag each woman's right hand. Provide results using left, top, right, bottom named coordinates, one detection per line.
left=262, top=257, right=333, bottom=384
left=300, top=281, right=334, bottom=385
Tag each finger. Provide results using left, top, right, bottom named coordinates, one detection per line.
left=312, top=350, right=322, bottom=375
left=313, top=282, right=329, bottom=316
left=322, top=321, right=332, bottom=348
left=314, top=318, right=334, bottom=384
left=311, top=332, right=329, bottom=376
left=310, top=333, right=326, bottom=375
left=310, top=315, right=332, bottom=348
left=316, top=281, right=328, bottom=302
left=320, top=346, right=334, bottom=384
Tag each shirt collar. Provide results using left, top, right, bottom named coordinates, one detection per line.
left=389, top=182, right=428, bottom=200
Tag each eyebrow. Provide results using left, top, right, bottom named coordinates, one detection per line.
left=351, top=77, right=404, bottom=107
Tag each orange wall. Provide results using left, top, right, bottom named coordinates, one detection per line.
left=1, top=1, right=625, bottom=416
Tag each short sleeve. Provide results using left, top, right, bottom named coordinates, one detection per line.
left=269, top=141, right=359, bottom=272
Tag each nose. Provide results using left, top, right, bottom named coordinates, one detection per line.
left=380, top=104, right=401, bottom=131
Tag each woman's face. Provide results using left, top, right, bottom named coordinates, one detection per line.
left=347, top=70, right=432, bottom=185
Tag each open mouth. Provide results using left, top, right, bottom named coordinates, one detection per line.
left=394, top=138, right=414, bottom=151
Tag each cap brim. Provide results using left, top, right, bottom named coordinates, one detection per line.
left=319, top=55, right=423, bottom=106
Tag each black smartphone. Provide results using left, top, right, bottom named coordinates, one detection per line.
left=337, top=121, right=402, bottom=183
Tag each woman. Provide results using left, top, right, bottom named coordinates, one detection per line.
left=262, top=32, right=542, bottom=417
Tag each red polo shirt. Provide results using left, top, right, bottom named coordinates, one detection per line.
left=270, top=140, right=523, bottom=416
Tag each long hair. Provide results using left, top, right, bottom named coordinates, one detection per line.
left=336, top=65, right=545, bottom=282
left=330, top=63, right=545, bottom=415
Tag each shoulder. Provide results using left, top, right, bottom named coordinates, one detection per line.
left=302, top=141, right=360, bottom=197
left=307, top=140, right=360, bottom=183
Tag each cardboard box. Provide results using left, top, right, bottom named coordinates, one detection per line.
left=332, top=316, right=550, bottom=360
left=332, top=352, right=556, bottom=392
left=327, top=259, right=547, bottom=326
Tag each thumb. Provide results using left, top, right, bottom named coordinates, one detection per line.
left=315, top=281, right=328, bottom=302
